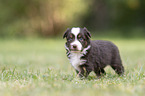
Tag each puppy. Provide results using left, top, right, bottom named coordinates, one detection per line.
left=63, top=27, right=124, bottom=78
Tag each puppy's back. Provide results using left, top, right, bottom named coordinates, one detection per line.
left=91, top=40, right=119, bottom=53
left=90, top=40, right=121, bottom=67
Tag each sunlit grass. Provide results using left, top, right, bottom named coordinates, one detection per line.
left=0, top=38, right=145, bottom=96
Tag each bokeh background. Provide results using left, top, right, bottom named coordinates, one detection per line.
left=0, top=1, right=145, bottom=96
left=0, top=0, right=145, bottom=38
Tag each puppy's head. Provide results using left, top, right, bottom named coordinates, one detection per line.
left=63, top=27, right=91, bottom=52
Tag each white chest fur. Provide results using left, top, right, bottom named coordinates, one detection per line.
left=69, top=52, right=86, bottom=71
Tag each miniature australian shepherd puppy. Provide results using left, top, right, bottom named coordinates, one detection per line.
left=63, top=27, right=124, bottom=78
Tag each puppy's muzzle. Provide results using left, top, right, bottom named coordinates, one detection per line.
left=71, top=44, right=79, bottom=51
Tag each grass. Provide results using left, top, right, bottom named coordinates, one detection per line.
left=0, top=38, right=145, bottom=96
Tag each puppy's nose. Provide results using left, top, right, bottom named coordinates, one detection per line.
left=73, top=45, right=77, bottom=49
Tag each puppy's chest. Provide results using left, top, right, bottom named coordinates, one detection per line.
left=69, top=53, right=86, bottom=71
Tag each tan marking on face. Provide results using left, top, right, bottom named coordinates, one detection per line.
left=78, top=34, right=81, bottom=38
left=70, top=34, right=73, bottom=38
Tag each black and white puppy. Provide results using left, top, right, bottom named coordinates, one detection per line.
left=63, top=27, right=124, bottom=78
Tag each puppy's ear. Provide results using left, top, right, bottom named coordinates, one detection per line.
left=63, top=28, right=70, bottom=39
left=84, top=27, right=91, bottom=38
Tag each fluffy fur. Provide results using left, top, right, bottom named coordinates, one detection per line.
left=63, top=27, right=124, bottom=78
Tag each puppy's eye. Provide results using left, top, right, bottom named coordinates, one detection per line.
left=79, top=38, right=83, bottom=41
left=68, top=38, right=72, bottom=41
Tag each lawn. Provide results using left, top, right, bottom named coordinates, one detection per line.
left=0, top=38, right=145, bottom=96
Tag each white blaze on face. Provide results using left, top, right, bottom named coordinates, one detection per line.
left=71, top=27, right=82, bottom=51
left=71, top=27, right=80, bottom=36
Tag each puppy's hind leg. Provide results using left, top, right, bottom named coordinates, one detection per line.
left=111, top=53, right=124, bottom=75
left=111, top=64, right=124, bottom=76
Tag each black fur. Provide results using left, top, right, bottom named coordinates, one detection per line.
left=80, top=40, right=124, bottom=77
left=63, top=27, right=124, bottom=78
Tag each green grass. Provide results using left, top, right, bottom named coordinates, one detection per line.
left=0, top=38, right=145, bottom=96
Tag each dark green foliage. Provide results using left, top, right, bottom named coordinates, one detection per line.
left=0, top=0, right=145, bottom=37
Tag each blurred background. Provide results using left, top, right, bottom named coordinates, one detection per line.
left=0, top=1, right=145, bottom=95
left=0, top=0, right=145, bottom=38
